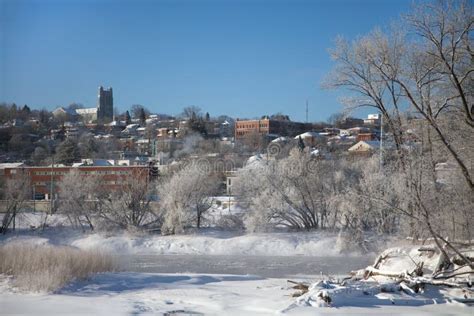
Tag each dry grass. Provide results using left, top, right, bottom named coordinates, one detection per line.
left=0, top=242, right=116, bottom=292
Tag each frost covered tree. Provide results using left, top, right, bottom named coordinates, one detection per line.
left=325, top=0, right=473, bottom=256
left=158, top=161, right=219, bottom=234
left=235, top=149, right=336, bottom=232
left=327, top=0, right=473, bottom=189
left=56, top=169, right=101, bottom=232
left=97, top=170, right=161, bottom=231
left=0, top=171, right=31, bottom=234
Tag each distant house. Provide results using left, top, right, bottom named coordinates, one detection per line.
left=364, top=114, right=381, bottom=126
left=294, top=131, right=322, bottom=147
left=348, top=140, right=381, bottom=154
left=52, top=107, right=78, bottom=121
left=75, top=108, right=98, bottom=122
left=121, top=124, right=140, bottom=137
left=356, top=133, right=378, bottom=142
left=347, top=126, right=372, bottom=135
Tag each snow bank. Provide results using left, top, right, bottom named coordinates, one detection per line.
left=2, top=272, right=471, bottom=315
left=283, top=243, right=473, bottom=314
left=1, top=230, right=348, bottom=256
left=285, top=279, right=471, bottom=313
left=70, top=231, right=345, bottom=256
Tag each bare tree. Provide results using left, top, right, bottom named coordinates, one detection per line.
left=325, top=0, right=473, bottom=259
left=325, top=29, right=407, bottom=162
left=327, top=0, right=473, bottom=189
left=130, top=104, right=150, bottom=120
left=181, top=106, right=202, bottom=119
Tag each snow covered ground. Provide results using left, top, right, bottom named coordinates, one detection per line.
left=1, top=272, right=471, bottom=315
left=1, top=213, right=472, bottom=315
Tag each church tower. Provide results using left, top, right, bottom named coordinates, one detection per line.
left=97, top=86, right=113, bottom=123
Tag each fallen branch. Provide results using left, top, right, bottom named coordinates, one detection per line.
left=407, top=237, right=474, bottom=247
left=287, top=280, right=309, bottom=296
left=404, top=277, right=468, bottom=288
left=364, top=266, right=409, bottom=278
left=433, top=270, right=474, bottom=280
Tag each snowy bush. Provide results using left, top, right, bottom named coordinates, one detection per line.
left=0, top=242, right=116, bottom=292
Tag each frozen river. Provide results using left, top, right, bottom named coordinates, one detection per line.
left=122, top=254, right=374, bottom=278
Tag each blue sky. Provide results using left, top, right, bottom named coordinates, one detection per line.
left=0, top=0, right=412, bottom=122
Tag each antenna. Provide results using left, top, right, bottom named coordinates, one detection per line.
left=305, top=99, right=309, bottom=123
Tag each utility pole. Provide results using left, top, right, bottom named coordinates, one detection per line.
left=379, top=113, right=383, bottom=169
left=228, top=186, right=231, bottom=214
left=305, top=99, right=309, bottom=123
left=50, top=157, right=54, bottom=213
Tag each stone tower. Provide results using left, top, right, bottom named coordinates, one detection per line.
left=97, top=86, right=113, bottom=123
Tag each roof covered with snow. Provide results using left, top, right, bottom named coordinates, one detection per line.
left=0, top=162, right=25, bottom=169
left=75, top=108, right=97, bottom=115
left=271, top=136, right=290, bottom=143
left=348, top=140, right=381, bottom=152
left=294, top=131, right=320, bottom=139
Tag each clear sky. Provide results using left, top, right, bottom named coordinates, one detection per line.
left=0, top=0, right=412, bottom=122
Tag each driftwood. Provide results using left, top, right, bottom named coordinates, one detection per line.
left=287, top=280, right=309, bottom=297
left=334, top=242, right=474, bottom=303
left=403, top=277, right=471, bottom=288
left=452, top=253, right=474, bottom=266
left=418, top=245, right=437, bottom=252
left=407, top=237, right=474, bottom=247
left=363, top=252, right=390, bottom=279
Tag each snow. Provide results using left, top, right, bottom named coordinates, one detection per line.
left=294, top=131, right=320, bottom=139
left=284, top=279, right=472, bottom=315
left=1, top=229, right=347, bottom=257
left=271, top=136, right=290, bottom=143
left=1, top=213, right=354, bottom=257
left=1, top=214, right=471, bottom=315
left=1, top=272, right=471, bottom=315
left=0, top=162, right=25, bottom=169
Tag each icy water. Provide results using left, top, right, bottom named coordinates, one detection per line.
left=122, top=255, right=374, bottom=278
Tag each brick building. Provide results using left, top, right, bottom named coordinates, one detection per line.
left=2, top=165, right=149, bottom=199
left=235, top=118, right=311, bottom=141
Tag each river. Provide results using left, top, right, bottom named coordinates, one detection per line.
left=121, top=254, right=374, bottom=278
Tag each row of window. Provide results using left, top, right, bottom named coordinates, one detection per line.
left=237, top=124, right=268, bottom=129
left=34, top=180, right=126, bottom=186
left=34, top=170, right=131, bottom=176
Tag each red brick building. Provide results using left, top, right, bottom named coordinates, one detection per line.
left=235, top=119, right=311, bottom=140
left=2, top=165, right=149, bottom=199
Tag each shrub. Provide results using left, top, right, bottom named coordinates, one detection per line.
left=0, top=242, right=116, bottom=292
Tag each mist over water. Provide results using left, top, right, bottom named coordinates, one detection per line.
left=123, top=254, right=374, bottom=278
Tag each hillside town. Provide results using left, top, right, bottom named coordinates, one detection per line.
left=0, top=86, right=393, bottom=204
left=0, top=0, right=472, bottom=315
